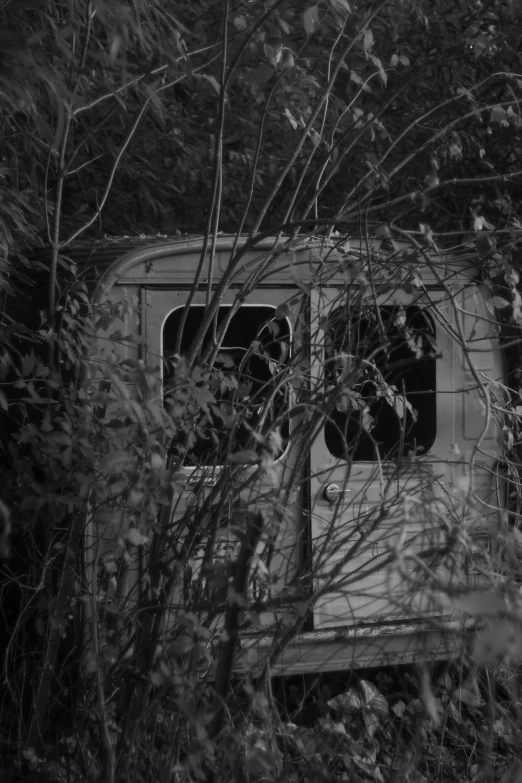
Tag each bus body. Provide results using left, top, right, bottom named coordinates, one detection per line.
left=80, top=235, right=505, bottom=673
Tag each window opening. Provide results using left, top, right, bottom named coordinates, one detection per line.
left=163, top=305, right=291, bottom=465
left=324, top=305, right=436, bottom=461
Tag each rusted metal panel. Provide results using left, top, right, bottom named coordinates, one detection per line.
left=235, top=621, right=468, bottom=675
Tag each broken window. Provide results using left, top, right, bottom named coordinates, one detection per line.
left=324, top=305, right=437, bottom=461
left=163, top=304, right=291, bottom=465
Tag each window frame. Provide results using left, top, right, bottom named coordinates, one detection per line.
left=160, top=300, right=295, bottom=470
left=323, top=303, right=438, bottom=462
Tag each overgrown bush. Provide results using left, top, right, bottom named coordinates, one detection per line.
left=2, top=0, right=522, bottom=781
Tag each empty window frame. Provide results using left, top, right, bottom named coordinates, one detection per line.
left=163, top=304, right=291, bottom=465
left=324, top=305, right=437, bottom=461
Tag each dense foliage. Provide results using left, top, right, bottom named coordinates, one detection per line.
left=3, top=0, right=522, bottom=245
left=2, top=1, right=522, bottom=782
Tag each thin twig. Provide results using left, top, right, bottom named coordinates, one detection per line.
left=62, top=97, right=153, bottom=246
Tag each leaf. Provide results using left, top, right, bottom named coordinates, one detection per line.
left=228, top=450, right=259, bottom=464
left=264, top=42, right=282, bottom=67
left=284, top=108, right=299, bottom=129
left=474, top=621, right=522, bottom=665
left=280, top=50, right=295, bottom=70
left=215, top=352, right=235, bottom=368
left=102, top=644, right=118, bottom=662
left=489, top=296, right=511, bottom=309
left=169, top=634, right=194, bottom=655
left=244, top=748, right=277, bottom=774
left=369, top=53, right=387, bottom=85
left=201, top=74, right=221, bottom=95
left=267, top=428, right=283, bottom=456
left=53, top=94, right=66, bottom=150
left=419, top=223, right=434, bottom=242
left=412, top=191, right=430, bottom=211
left=391, top=700, right=406, bottom=717
left=144, top=83, right=165, bottom=123
left=150, top=452, right=164, bottom=475
left=191, top=385, right=216, bottom=411
left=85, top=651, right=99, bottom=673
left=191, top=366, right=208, bottom=383
left=363, top=706, right=380, bottom=737
left=262, top=454, right=281, bottom=487
left=420, top=664, right=440, bottom=726
left=360, top=680, right=388, bottom=716
left=455, top=687, right=482, bottom=708
left=382, top=384, right=414, bottom=420
left=474, top=215, right=494, bottom=231
left=109, top=33, right=123, bottom=62
left=233, top=15, right=247, bottom=30
left=99, top=451, right=136, bottom=475
left=499, top=760, right=522, bottom=783
left=274, top=302, right=291, bottom=320
left=327, top=688, right=363, bottom=715
left=375, top=224, right=391, bottom=239
left=21, top=351, right=36, bottom=377
left=491, top=105, right=509, bottom=126
left=450, top=591, right=506, bottom=616
left=124, top=528, right=149, bottom=546
left=330, top=0, right=351, bottom=16
left=328, top=687, right=362, bottom=714
left=303, top=6, right=320, bottom=35
left=350, top=70, right=371, bottom=92
left=309, top=128, right=321, bottom=146
left=361, top=407, right=374, bottom=432
left=475, top=233, right=496, bottom=258
left=103, top=556, right=118, bottom=575
left=423, top=174, right=439, bottom=189
left=344, top=261, right=362, bottom=281
left=363, top=27, right=374, bottom=53
left=0, top=389, right=7, bottom=412
left=243, top=63, right=274, bottom=85
left=108, top=330, right=124, bottom=342
left=473, top=215, right=493, bottom=231
left=93, top=509, right=122, bottom=526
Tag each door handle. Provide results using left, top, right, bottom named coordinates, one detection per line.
left=323, top=484, right=351, bottom=504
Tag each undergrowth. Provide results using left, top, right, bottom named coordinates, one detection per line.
left=2, top=660, right=522, bottom=782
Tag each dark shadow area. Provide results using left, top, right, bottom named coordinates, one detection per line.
left=163, top=304, right=291, bottom=464
left=325, top=306, right=437, bottom=461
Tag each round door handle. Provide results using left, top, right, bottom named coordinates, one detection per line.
left=323, top=484, right=351, bottom=504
